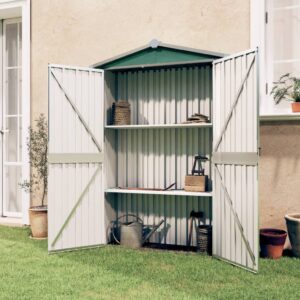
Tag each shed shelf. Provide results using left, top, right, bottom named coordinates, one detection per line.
left=105, top=123, right=212, bottom=129
left=105, top=188, right=212, bottom=197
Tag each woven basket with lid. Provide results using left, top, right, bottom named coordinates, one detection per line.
left=112, top=101, right=131, bottom=125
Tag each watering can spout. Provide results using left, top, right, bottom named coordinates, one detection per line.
left=142, top=219, right=165, bottom=245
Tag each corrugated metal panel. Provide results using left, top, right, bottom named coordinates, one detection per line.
left=212, top=49, right=259, bottom=272
left=117, top=128, right=211, bottom=190
left=106, top=65, right=213, bottom=246
left=48, top=65, right=105, bottom=252
left=115, top=194, right=212, bottom=246
left=116, top=65, right=212, bottom=124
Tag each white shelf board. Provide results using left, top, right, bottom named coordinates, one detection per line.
left=105, top=188, right=212, bottom=197
left=105, top=123, right=212, bottom=129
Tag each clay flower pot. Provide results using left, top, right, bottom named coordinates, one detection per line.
left=285, top=214, right=300, bottom=258
left=29, top=206, right=48, bottom=239
left=260, top=228, right=287, bottom=259
left=291, top=102, right=300, bottom=112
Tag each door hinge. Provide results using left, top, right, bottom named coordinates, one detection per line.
left=265, top=11, right=268, bottom=24
left=265, top=82, right=268, bottom=95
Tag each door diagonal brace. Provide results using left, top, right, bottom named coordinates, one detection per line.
left=50, top=165, right=101, bottom=247
left=50, top=68, right=102, bottom=153
left=213, top=55, right=256, bottom=153
left=214, top=164, right=256, bottom=265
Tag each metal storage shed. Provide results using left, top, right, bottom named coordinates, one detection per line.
left=47, top=40, right=259, bottom=272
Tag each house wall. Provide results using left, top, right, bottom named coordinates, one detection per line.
left=30, top=0, right=299, bottom=234
left=30, top=0, right=250, bottom=119
left=259, top=122, right=300, bottom=231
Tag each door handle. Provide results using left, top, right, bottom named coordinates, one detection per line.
left=0, top=129, right=9, bottom=134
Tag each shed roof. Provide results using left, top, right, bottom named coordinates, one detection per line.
left=92, top=39, right=225, bottom=70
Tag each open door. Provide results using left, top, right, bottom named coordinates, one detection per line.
left=48, top=65, right=105, bottom=252
left=212, top=49, right=259, bottom=272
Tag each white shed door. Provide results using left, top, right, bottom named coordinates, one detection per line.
left=212, top=49, right=259, bottom=272
left=48, top=65, right=105, bottom=252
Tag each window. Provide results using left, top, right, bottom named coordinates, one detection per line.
left=266, top=0, right=300, bottom=115
left=252, top=0, right=300, bottom=117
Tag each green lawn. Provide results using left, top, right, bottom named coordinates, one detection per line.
left=0, top=226, right=299, bottom=300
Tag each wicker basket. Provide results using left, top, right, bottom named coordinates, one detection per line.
left=113, top=101, right=131, bottom=125
left=196, top=225, right=212, bottom=254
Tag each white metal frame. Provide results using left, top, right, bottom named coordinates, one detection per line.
left=251, top=0, right=300, bottom=120
left=48, top=64, right=106, bottom=252
left=2, top=17, right=22, bottom=218
left=0, top=0, right=30, bottom=224
left=212, top=48, right=259, bottom=272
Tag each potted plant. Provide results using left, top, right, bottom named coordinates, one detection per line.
left=285, top=214, right=300, bottom=258
left=20, top=114, right=48, bottom=239
left=260, top=228, right=287, bottom=259
left=271, top=73, right=300, bottom=112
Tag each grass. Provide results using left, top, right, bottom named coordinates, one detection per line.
left=0, top=226, right=299, bottom=300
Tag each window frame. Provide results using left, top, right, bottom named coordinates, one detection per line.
left=251, top=0, right=300, bottom=120
left=0, top=0, right=30, bottom=224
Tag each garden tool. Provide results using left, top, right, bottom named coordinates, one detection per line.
left=187, top=210, right=204, bottom=248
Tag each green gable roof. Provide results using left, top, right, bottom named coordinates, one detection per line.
left=93, top=40, right=224, bottom=70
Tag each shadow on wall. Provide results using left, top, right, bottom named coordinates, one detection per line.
left=259, top=121, right=300, bottom=231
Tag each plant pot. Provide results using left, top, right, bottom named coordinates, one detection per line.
left=285, top=214, right=300, bottom=258
left=260, top=228, right=287, bottom=259
left=291, top=102, right=300, bottom=112
left=29, top=206, right=48, bottom=238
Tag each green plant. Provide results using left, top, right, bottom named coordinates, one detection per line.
left=271, top=73, right=300, bottom=104
left=20, top=114, right=48, bottom=207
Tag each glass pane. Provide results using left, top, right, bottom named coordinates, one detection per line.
left=273, top=0, right=300, bottom=8
left=273, top=7, right=300, bottom=60
left=6, top=117, right=18, bottom=162
left=19, top=117, right=22, bottom=161
left=5, top=23, right=18, bottom=67
left=19, top=22, right=22, bottom=65
left=274, top=62, right=300, bottom=80
left=19, top=68, right=22, bottom=114
left=6, top=69, right=18, bottom=115
left=5, top=166, right=22, bottom=213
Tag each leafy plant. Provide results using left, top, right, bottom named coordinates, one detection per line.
left=271, top=73, right=300, bottom=104
left=20, top=114, right=48, bottom=207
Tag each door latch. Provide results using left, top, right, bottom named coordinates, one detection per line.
left=0, top=129, right=9, bottom=134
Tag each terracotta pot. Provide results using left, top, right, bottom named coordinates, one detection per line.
left=291, top=102, right=300, bottom=112
left=285, top=214, right=300, bottom=258
left=260, top=228, right=287, bottom=259
left=29, top=206, right=48, bottom=238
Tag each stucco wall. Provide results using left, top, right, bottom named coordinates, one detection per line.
left=260, top=122, right=300, bottom=230
left=31, top=0, right=250, bottom=119
left=31, top=0, right=300, bottom=234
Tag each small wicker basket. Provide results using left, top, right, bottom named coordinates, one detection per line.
left=196, top=225, right=212, bottom=254
left=112, top=101, right=131, bottom=125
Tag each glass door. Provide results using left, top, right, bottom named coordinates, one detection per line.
left=1, top=18, right=22, bottom=217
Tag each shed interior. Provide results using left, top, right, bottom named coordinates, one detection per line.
left=98, top=42, right=223, bottom=247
